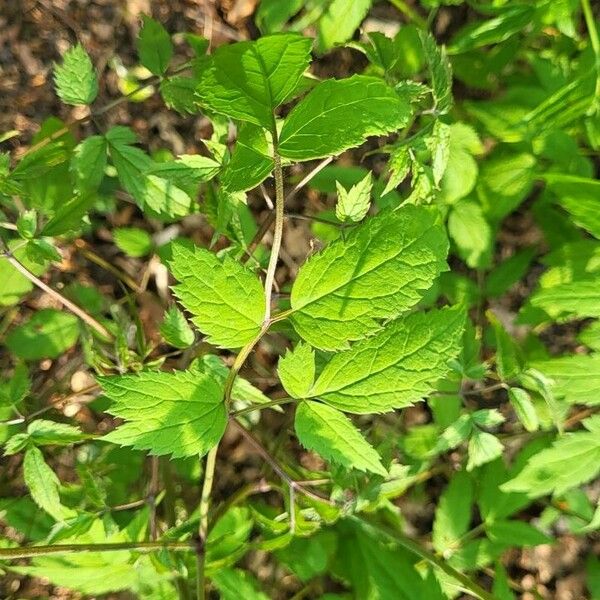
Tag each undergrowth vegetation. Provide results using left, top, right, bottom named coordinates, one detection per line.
left=1, top=1, right=599, bottom=598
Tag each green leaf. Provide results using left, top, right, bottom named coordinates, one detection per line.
left=16, top=210, right=37, bottom=239
left=530, top=354, right=600, bottom=406
left=27, top=419, right=87, bottom=447
left=23, top=446, right=67, bottom=520
left=54, top=44, right=98, bottom=105
left=71, top=135, right=107, bottom=193
left=0, top=241, right=47, bottom=306
left=160, top=306, right=195, bottom=348
left=0, top=364, right=30, bottom=407
left=383, top=144, right=410, bottom=195
left=432, top=470, right=473, bottom=554
left=419, top=32, right=452, bottom=114
left=196, top=34, right=313, bottom=130
left=579, top=321, right=600, bottom=351
left=486, top=520, right=552, bottom=546
left=545, top=174, right=600, bottom=239
left=295, top=401, right=386, bottom=476
left=335, top=171, right=372, bottom=223
left=113, top=227, right=153, bottom=257
left=99, top=369, right=226, bottom=458
left=448, top=199, right=492, bottom=269
left=212, top=568, right=269, bottom=600
left=137, top=15, right=173, bottom=76
left=467, top=430, right=504, bottom=471
left=278, top=75, right=411, bottom=161
left=488, top=311, right=521, bottom=381
left=485, top=248, right=536, bottom=298
left=290, top=206, right=448, bottom=350
left=311, top=307, right=465, bottom=413
left=501, top=430, right=600, bottom=497
left=170, top=243, right=265, bottom=349
left=317, top=0, right=371, bottom=52
left=221, top=124, right=274, bottom=192
left=278, top=342, right=315, bottom=399
left=6, top=309, right=79, bottom=361
left=508, top=388, right=539, bottom=432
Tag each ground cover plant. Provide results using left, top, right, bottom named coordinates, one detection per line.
left=0, top=0, right=599, bottom=598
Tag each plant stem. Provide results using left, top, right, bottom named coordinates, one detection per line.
left=1, top=249, right=113, bottom=340
left=230, top=397, right=297, bottom=417
left=581, top=0, right=600, bottom=101
left=196, top=444, right=218, bottom=600
left=263, top=151, right=285, bottom=325
left=354, top=516, right=495, bottom=600
left=0, top=541, right=193, bottom=560
left=388, top=0, right=427, bottom=28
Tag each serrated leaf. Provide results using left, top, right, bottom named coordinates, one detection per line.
left=419, top=32, right=452, bottom=114
left=137, top=15, right=173, bottom=76
left=508, top=388, right=539, bottom=432
left=99, top=369, right=226, bottom=458
left=160, top=306, right=195, bottom=348
left=486, top=520, right=552, bottom=546
left=290, top=206, right=448, bottom=350
left=23, top=446, right=67, bottom=520
left=467, top=430, right=503, bottom=471
left=221, top=123, right=274, bottom=192
left=113, top=227, right=153, bottom=257
left=311, top=307, right=465, bottom=413
left=71, top=135, right=107, bottom=192
left=488, top=311, right=521, bottom=380
left=6, top=309, right=79, bottom=361
left=54, top=44, right=98, bottom=105
left=335, top=171, right=371, bottom=223
left=170, top=243, right=265, bottom=349
left=26, top=419, right=88, bottom=447
left=278, top=75, right=411, bottom=161
left=278, top=343, right=315, bottom=399
left=196, top=34, right=312, bottom=130
left=501, top=430, right=600, bottom=497
left=432, top=471, right=473, bottom=554
left=295, top=401, right=387, bottom=476
left=383, top=144, right=410, bottom=195
left=160, top=75, right=197, bottom=114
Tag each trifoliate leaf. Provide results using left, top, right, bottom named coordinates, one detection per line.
left=311, top=307, right=465, bottom=413
left=196, top=34, right=313, bottom=130
left=160, top=306, right=195, bottom=348
left=278, top=343, right=316, bottom=399
left=137, top=15, right=173, bottom=76
left=54, top=44, right=98, bottom=105
left=113, top=227, right=153, bottom=257
left=295, top=401, right=387, bottom=476
left=170, top=243, right=265, bottom=349
left=335, top=171, right=372, bottom=223
left=6, top=309, right=79, bottom=361
left=278, top=75, right=411, bottom=161
left=290, top=206, right=448, bottom=350
left=501, top=430, right=600, bottom=497
left=99, top=369, right=226, bottom=458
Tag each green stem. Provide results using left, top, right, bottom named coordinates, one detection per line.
left=230, top=397, right=297, bottom=417
left=0, top=541, right=193, bottom=560
left=388, top=0, right=427, bottom=28
left=354, top=516, right=495, bottom=600
left=581, top=0, right=600, bottom=102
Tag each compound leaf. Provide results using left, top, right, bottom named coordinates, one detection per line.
left=290, top=206, right=448, bottom=350
left=278, top=75, right=411, bottom=161
left=311, top=307, right=465, bottom=413
left=99, top=370, right=226, bottom=458
left=170, top=243, right=265, bottom=349
left=295, top=401, right=387, bottom=476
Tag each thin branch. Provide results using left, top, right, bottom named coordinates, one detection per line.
left=1, top=250, right=113, bottom=340
left=0, top=541, right=193, bottom=560
left=230, top=397, right=297, bottom=418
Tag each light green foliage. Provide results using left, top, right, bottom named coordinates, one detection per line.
left=196, top=34, right=312, bottom=130
left=502, top=424, right=600, bottom=497
left=212, top=568, right=269, bottom=600
left=508, top=388, right=539, bottom=432
left=169, top=243, right=265, bottom=348
left=6, top=309, right=79, bottom=361
left=5, top=419, right=87, bottom=455
left=278, top=75, right=411, bottom=160
left=71, top=135, right=107, bottom=192
left=99, top=369, right=226, bottom=458
left=160, top=305, right=195, bottom=348
left=311, top=307, right=465, bottom=413
left=0, top=240, right=48, bottom=306
left=113, top=227, right=153, bottom=257
left=137, top=15, right=173, bottom=76
left=54, top=44, right=98, bottom=105
left=290, top=206, right=448, bottom=350
left=448, top=199, right=491, bottom=268
left=317, top=0, right=371, bottom=52
left=419, top=31, right=453, bottom=114
left=278, top=342, right=315, bottom=399
left=432, top=471, right=472, bottom=554
left=23, top=446, right=68, bottom=520
left=295, top=401, right=387, bottom=476
left=335, top=172, right=372, bottom=223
